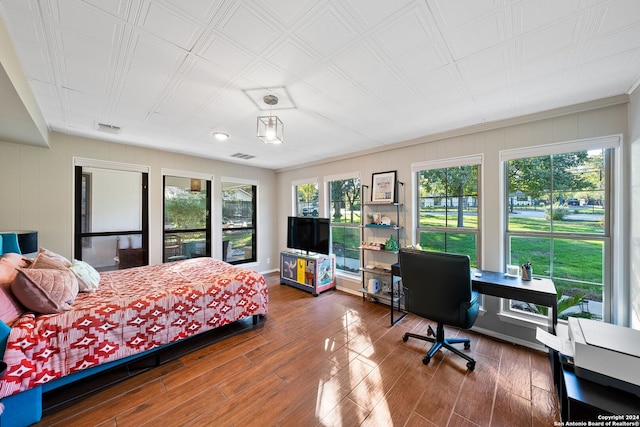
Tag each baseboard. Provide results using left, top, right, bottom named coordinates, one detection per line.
left=470, top=326, right=547, bottom=352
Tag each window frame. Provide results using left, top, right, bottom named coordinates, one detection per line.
left=411, top=154, right=483, bottom=267
left=73, top=157, right=149, bottom=270
left=221, top=177, right=258, bottom=265
left=161, top=170, right=213, bottom=263
left=292, top=177, right=320, bottom=217
left=325, top=172, right=361, bottom=275
left=500, top=136, right=622, bottom=325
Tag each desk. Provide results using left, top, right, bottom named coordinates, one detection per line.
left=391, top=264, right=557, bottom=333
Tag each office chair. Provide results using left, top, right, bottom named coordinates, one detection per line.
left=399, top=248, right=479, bottom=371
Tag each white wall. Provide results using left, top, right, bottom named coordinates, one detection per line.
left=276, top=99, right=631, bottom=344
left=629, top=85, right=640, bottom=328
left=0, top=132, right=279, bottom=272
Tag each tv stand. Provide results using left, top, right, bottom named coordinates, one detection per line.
left=280, top=251, right=335, bottom=296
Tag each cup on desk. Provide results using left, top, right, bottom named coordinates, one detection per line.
left=506, top=264, right=520, bottom=276
left=521, top=263, right=532, bottom=281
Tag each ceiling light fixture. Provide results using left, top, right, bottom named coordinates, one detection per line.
left=212, top=131, right=229, bottom=141
left=257, top=95, right=284, bottom=144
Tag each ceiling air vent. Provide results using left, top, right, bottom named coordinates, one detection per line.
left=231, top=153, right=255, bottom=160
left=97, top=123, right=122, bottom=134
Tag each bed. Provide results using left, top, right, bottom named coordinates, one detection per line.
left=0, top=251, right=268, bottom=427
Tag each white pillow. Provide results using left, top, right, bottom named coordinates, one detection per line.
left=70, top=259, right=100, bottom=292
left=129, top=235, right=143, bottom=249
left=117, top=236, right=130, bottom=249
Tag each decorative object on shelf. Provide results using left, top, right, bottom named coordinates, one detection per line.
left=380, top=216, right=391, bottom=226
left=371, top=170, right=397, bottom=203
left=368, top=278, right=379, bottom=293
left=385, top=235, right=398, bottom=252
left=362, top=242, right=385, bottom=250
left=257, top=94, right=284, bottom=144
left=521, top=262, right=532, bottom=281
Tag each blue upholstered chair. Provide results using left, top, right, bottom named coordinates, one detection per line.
left=0, top=232, right=22, bottom=255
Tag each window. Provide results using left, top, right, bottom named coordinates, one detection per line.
left=222, top=180, right=257, bottom=264
left=163, top=175, right=211, bottom=263
left=74, top=159, right=148, bottom=271
left=327, top=174, right=360, bottom=273
left=503, top=138, right=617, bottom=322
left=414, top=156, right=481, bottom=267
left=294, top=180, right=319, bottom=217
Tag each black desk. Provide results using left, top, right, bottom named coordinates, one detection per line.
left=391, top=263, right=557, bottom=333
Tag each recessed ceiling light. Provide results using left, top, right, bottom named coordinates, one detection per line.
left=212, top=131, right=229, bottom=141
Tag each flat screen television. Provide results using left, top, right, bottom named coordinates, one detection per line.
left=287, top=216, right=330, bottom=255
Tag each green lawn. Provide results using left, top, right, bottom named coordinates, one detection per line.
left=331, top=209, right=605, bottom=317
left=418, top=210, right=605, bottom=316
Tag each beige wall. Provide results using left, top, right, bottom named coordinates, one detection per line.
left=0, top=132, right=279, bottom=272
left=277, top=99, right=631, bottom=344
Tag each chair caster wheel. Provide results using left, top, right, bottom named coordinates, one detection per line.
left=467, top=361, right=476, bottom=371
left=422, top=355, right=431, bottom=365
left=464, top=342, right=471, bottom=350
left=402, top=334, right=409, bottom=342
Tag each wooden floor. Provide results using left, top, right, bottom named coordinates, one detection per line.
left=37, top=272, right=560, bottom=426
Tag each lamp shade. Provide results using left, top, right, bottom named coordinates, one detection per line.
left=17, top=231, right=38, bottom=254
left=257, top=115, right=284, bottom=144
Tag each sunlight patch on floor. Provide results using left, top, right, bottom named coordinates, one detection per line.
left=314, top=309, right=392, bottom=425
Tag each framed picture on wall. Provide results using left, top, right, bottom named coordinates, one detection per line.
left=371, top=170, right=397, bottom=203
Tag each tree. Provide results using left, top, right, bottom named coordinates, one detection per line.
left=165, top=192, right=206, bottom=230
left=331, top=179, right=360, bottom=223
left=297, top=183, right=318, bottom=205
left=508, top=152, right=594, bottom=204
left=419, top=166, right=477, bottom=227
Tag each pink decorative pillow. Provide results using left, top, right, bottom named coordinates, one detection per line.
left=1, top=253, right=31, bottom=269
left=31, top=248, right=71, bottom=270
left=0, top=282, right=25, bottom=325
left=0, top=259, right=18, bottom=285
left=0, top=260, right=25, bottom=324
left=11, top=268, right=79, bottom=314
left=0, top=252, right=33, bottom=267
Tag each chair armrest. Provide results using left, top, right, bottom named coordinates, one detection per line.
left=470, top=290, right=480, bottom=305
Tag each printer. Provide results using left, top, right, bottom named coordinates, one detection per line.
left=568, top=317, right=640, bottom=396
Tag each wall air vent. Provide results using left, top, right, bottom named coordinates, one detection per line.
left=97, top=123, right=122, bottom=134
left=231, top=153, right=255, bottom=160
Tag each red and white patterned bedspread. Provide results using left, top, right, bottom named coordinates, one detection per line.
left=0, top=257, right=268, bottom=399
